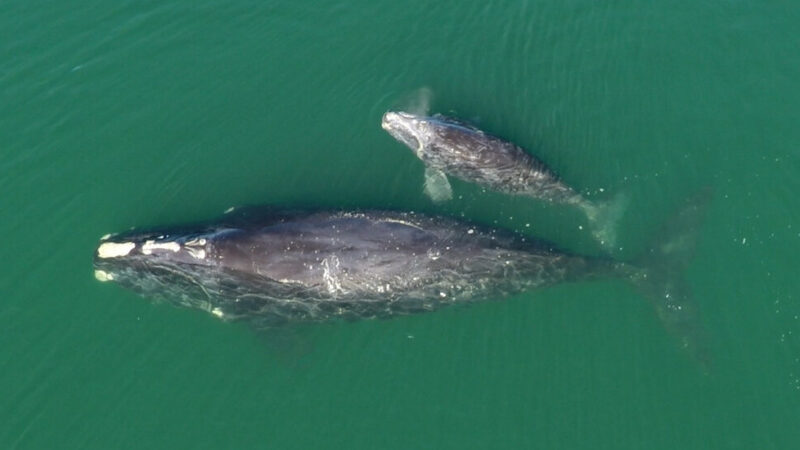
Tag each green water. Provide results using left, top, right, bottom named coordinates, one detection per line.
left=3, top=0, right=799, bottom=448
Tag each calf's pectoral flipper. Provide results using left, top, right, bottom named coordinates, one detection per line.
left=423, top=166, right=453, bottom=203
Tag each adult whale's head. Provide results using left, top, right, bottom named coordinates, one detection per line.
left=93, top=228, right=233, bottom=314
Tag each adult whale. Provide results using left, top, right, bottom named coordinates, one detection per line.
left=382, top=111, right=626, bottom=249
left=94, top=199, right=710, bottom=365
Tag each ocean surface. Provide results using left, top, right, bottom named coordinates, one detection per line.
left=2, top=0, right=799, bottom=448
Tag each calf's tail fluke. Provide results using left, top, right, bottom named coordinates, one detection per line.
left=578, top=192, right=629, bottom=250
left=625, top=188, right=713, bottom=370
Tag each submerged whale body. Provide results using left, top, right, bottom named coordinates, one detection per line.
left=381, top=111, right=626, bottom=248
left=94, top=202, right=709, bottom=365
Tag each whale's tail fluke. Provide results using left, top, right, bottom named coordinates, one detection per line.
left=578, top=192, right=629, bottom=251
left=626, top=188, right=713, bottom=369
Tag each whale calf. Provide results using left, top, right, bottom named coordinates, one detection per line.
left=94, top=202, right=709, bottom=364
left=381, top=111, right=626, bottom=248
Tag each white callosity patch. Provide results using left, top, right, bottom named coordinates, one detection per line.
left=186, top=248, right=206, bottom=259
left=97, top=242, right=136, bottom=258
left=141, top=240, right=180, bottom=255
left=184, top=238, right=207, bottom=259
left=185, top=238, right=207, bottom=246
left=211, top=307, right=224, bottom=318
left=94, top=270, right=114, bottom=282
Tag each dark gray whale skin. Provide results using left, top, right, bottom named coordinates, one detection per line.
left=381, top=111, right=580, bottom=203
left=94, top=209, right=627, bottom=327
left=381, top=111, right=627, bottom=248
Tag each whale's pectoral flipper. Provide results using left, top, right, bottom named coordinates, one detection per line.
left=423, top=166, right=453, bottom=203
